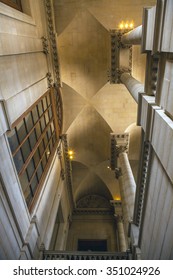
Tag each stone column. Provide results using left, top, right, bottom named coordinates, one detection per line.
left=118, top=152, right=136, bottom=220
left=110, top=200, right=128, bottom=252
left=120, top=73, right=144, bottom=103
left=110, top=133, right=136, bottom=234
left=121, top=25, right=142, bottom=45
left=115, top=169, right=130, bottom=235
left=116, top=215, right=128, bottom=252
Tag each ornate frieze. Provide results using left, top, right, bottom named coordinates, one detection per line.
left=73, top=209, right=113, bottom=215
left=76, top=195, right=112, bottom=209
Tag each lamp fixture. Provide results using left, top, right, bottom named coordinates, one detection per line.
left=114, top=195, right=121, bottom=201
left=119, top=21, right=134, bottom=30
left=68, top=149, right=74, bottom=160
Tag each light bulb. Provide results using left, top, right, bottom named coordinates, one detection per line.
left=129, top=22, right=134, bottom=28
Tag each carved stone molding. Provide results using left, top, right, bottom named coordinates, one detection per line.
left=41, top=36, right=49, bottom=54
left=46, top=72, right=53, bottom=88
left=73, top=209, right=113, bottom=215
left=60, top=169, right=65, bottom=180
left=135, top=141, right=150, bottom=227
left=77, top=195, right=112, bottom=209
left=109, top=29, right=132, bottom=84
left=45, top=0, right=61, bottom=86
left=57, top=145, right=62, bottom=159
left=110, top=133, right=129, bottom=169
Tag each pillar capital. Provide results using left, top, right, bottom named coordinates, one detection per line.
left=110, top=133, right=129, bottom=169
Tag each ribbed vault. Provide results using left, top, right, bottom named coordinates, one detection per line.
left=54, top=0, right=155, bottom=205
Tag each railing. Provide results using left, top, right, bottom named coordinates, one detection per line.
left=43, top=250, right=131, bottom=260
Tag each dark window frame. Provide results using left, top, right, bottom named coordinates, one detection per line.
left=0, top=0, right=22, bottom=11
left=7, top=88, right=62, bottom=212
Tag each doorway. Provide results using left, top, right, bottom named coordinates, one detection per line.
left=77, top=239, right=107, bottom=251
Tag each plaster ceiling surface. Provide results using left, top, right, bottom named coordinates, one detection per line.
left=54, top=0, right=156, bottom=205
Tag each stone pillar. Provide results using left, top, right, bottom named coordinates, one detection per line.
left=120, top=73, right=144, bottom=103
left=116, top=215, right=128, bottom=252
left=119, top=152, right=136, bottom=220
left=110, top=133, right=136, bottom=234
left=110, top=200, right=128, bottom=252
left=121, top=25, right=142, bottom=45
left=115, top=169, right=129, bottom=226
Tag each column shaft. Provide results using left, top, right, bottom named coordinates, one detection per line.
left=119, top=152, right=136, bottom=220
left=117, top=219, right=128, bottom=252
left=120, top=73, right=144, bottom=103
left=121, top=25, right=142, bottom=45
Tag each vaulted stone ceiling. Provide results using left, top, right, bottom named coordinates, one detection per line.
left=53, top=0, right=156, bottom=204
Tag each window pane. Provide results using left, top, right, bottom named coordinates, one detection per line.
left=13, top=149, right=24, bottom=173
left=25, top=189, right=32, bottom=207
left=31, top=176, right=38, bottom=195
left=16, top=121, right=27, bottom=143
left=45, top=111, right=49, bottom=125
left=49, top=138, right=53, bottom=152
left=8, top=129, right=19, bottom=153
left=52, top=133, right=56, bottom=145
left=29, top=130, right=37, bottom=150
left=39, top=140, right=44, bottom=155
left=44, top=133, right=48, bottom=147
left=37, top=164, right=43, bottom=181
left=25, top=113, right=33, bottom=132
left=32, top=107, right=39, bottom=124
left=35, top=123, right=41, bottom=139
left=40, top=116, right=46, bottom=131
left=47, top=126, right=52, bottom=140
left=20, top=171, right=29, bottom=193
left=27, top=159, right=35, bottom=180
left=46, top=95, right=50, bottom=106
left=42, top=154, right=47, bottom=169
left=48, top=107, right=52, bottom=119
left=42, top=97, right=47, bottom=111
left=33, top=150, right=40, bottom=167
left=21, top=139, right=31, bottom=162
left=38, top=101, right=43, bottom=117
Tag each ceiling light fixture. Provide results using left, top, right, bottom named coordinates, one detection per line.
left=68, top=149, right=74, bottom=160
left=119, top=21, right=134, bottom=30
